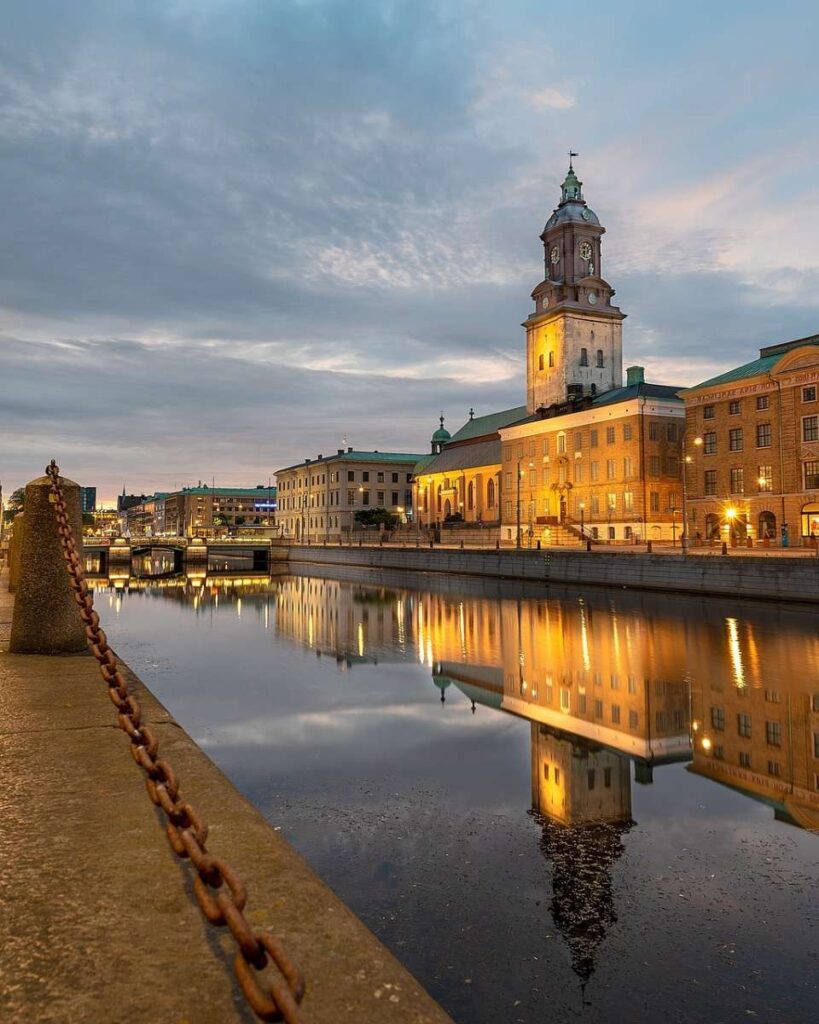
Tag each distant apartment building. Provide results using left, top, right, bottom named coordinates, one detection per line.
left=80, top=486, right=97, bottom=513
left=681, top=332, right=819, bottom=546
left=275, top=447, right=421, bottom=542
left=123, top=485, right=276, bottom=537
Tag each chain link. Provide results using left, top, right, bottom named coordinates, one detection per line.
left=45, top=460, right=306, bottom=1023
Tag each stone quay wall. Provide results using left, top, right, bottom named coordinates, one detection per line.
left=286, top=545, right=819, bottom=604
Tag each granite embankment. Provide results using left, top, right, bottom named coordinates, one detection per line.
left=286, top=545, right=819, bottom=603
left=0, top=575, right=452, bottom=1024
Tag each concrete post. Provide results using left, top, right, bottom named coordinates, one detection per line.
left=8, top=512, right=25, bottom=592
left=9, top=475, right=87, bottom=654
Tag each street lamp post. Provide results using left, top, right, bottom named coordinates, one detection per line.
left=579, top=501, right=585, bottom=543
left=515, top=459, right=522, bottom=549
left=515, top=460, right=534, bottom=549
left=681, top=433, right=703, bottom=554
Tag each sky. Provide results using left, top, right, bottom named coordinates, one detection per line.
left=2, top=0, right=819, bottom=502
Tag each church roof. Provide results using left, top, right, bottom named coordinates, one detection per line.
left=448, top=405, right=528, bottom=443
left=544, top=203, right=600, bottom=230
left=415, top=438, right=502, bottom=476
left=592, top=382, right=683, bottom=407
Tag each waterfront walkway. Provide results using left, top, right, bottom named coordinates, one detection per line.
left=0, top=576, right=451, bottom=1024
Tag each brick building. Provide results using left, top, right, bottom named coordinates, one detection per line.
left=680, top=333, right=819, bottom=546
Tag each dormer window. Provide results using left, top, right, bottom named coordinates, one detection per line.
left=580, top=348, right=589, bottom=367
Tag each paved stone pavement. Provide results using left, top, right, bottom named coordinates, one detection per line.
left=0, top=576, right=451, bottom=1024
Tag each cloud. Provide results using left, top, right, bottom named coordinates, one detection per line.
left=2, top=0, right=819, bottom=497
left=527, top=89, right=575, bottom=111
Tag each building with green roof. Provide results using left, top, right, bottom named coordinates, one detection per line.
left=275, top=446, right=422, bottom=542
left=679, top=332, right=819, bottom=547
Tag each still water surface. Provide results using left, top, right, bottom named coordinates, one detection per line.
left=98, top=567, right=818, bottom=1024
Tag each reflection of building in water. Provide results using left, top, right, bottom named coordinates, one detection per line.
left=531, top=726, right=632, bottom=824
left=689, top=618, right=819, bottom=829
left=275, top=575, right=415, bottom=665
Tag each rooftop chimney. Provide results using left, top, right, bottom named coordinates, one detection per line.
left=626, top=365, right=645, bottom=386
left=338, top=448, right=344, bottom=455
left=347, top=447, right=353, bottom=452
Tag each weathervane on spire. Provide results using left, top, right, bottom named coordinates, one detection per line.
left=569, top=150, right=578, bottom=170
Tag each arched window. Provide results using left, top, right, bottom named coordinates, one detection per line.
left=548, top=351, right=555, bottom=368
left=596, top=349, right=604, bottom=368
left=436, top=486, right=442, bottom=513
left=538, top=353, right=544, bottom=371
left=580, top=348, right=589, bottom=367
left=758, top=510, right=776, bottom=540
left=467, top=481, right=474, bottom=510
left=800, top=502, right=819, bottom=539
left=444, top=499, right=452, bottom=520
left=487, top=478, right=495, bottom=509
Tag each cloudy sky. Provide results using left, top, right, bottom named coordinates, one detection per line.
left=2, top=0, right=818, bottom=502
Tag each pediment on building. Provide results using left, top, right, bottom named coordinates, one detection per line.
left=773, top=344, right=819, bottom=374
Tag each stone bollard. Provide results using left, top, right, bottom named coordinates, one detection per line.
left=646, top=540, right=653, bottom=553
left=8, top=512, right=25, bottom=592
left=9, top=475, right=87, bottom=654
left=721, top=541, right=728, bottom=555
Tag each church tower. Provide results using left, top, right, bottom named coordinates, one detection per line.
left=525, top=158, right=625, bottom=413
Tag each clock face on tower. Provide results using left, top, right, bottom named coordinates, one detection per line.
left=578, top=241, right=592, bottom=261
left=550, top=246, right=560, bottom=265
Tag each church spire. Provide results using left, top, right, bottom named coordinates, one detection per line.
left=560, top=152, right=583, bottom=204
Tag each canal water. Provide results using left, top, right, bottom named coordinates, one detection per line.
left=98, top=567, right=818, bottom=1024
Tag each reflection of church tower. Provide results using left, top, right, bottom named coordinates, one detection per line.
left=525, top=158, right=625, bottom=413
left=531, top=724, right=631, bottom=986
left=531, top=724, right=632, bottom=824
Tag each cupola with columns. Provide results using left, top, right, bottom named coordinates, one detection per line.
left=524, top=156, right=625, bottom=413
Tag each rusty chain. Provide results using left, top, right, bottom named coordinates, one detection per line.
left=45, top=460, right=306, bottom=1023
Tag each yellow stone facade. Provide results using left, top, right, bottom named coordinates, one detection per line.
left=499, top=384, right=685, bottom=545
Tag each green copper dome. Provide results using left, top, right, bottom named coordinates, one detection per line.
left=431, top=414, right=451, bottom=443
